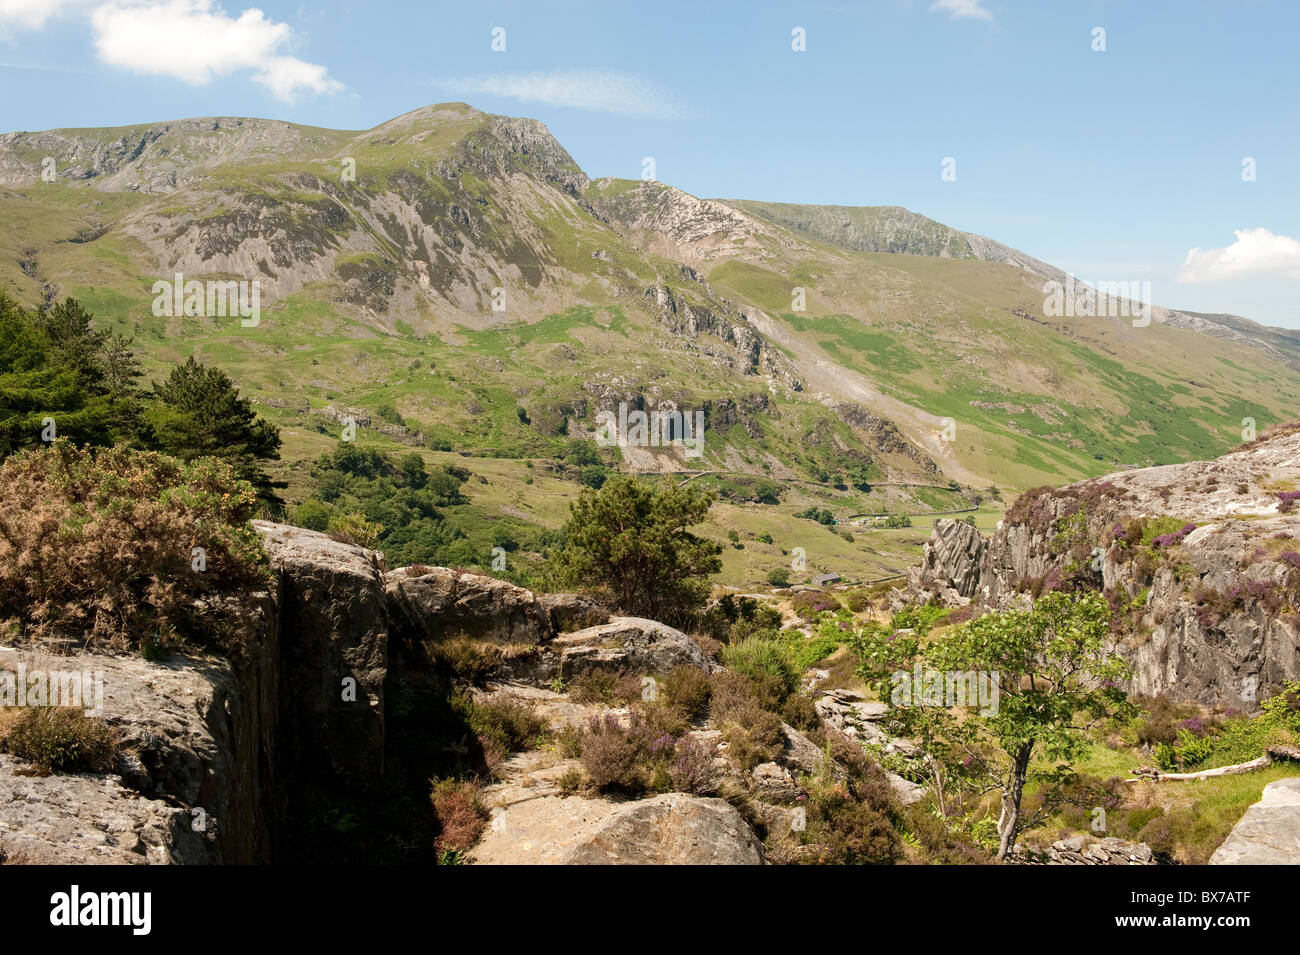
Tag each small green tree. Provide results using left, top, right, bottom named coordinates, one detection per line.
left=0, top=295, right=145, bottom=455
left=147, top=357, right=282, bottom=503
left=550, top=475, right=721, bottom=626
left=854, top=591, right=1132, bottom=859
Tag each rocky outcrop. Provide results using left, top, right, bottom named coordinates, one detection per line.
left=812, top=689, right=927, bottom=804
left=908, top=518, right=987, bottom=604
left=1014, top=836, right=1157, bottom=865
left=1, top=520, right=922, bottom=867
left=255, top=521, right=388, bottom=790
left=499, top=616, right=714, bottom=686
left=0, top=754, right=207, bottom=864
left=1210, top=777, right=1300, bottom=864
left=556, top=618, right=713, bottom=678
left=384, top=565, right=551, bottom=646
left=904, top=428, right=1300, bottom=707
left=645, top=285, right=803, bottom=390
left=0, top=647, right=270, bottom=864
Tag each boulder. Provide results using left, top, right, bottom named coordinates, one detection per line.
left=540, top=593, right=610, bottom=633
left=908, top=518, right=987, bottom=605
left=472, top=792, right=765, bottom=865
left=816, top=690, right=890, bottom=744
left=886, top=773, right=927, bottom=806
left=1210, top=777, right=1300, bottom=864
left=385, top=565, right=551, bottom=645
left=751, top=761, right=802, bottom=802
left=555, top=617, right=715, bottom=681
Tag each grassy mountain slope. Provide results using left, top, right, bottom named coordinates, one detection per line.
left=1, top=103, right=1296, bottom=586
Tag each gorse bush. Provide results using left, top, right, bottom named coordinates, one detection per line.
left=0, top=441, right=269, bottom=652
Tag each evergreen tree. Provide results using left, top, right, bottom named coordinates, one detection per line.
left=550, top=475, right=722, bottom=626
left=147, top=356, right=283, bottom=502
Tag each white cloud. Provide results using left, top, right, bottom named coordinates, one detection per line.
left=930, top=0, right=993, bottom=21
left=90, top=0, right=341, bottom=101
left=1177, top=228, right=1300, bottom=284
left=431, top=69, right=683, bottom=119
left=0, top=0, right=86, bottom=29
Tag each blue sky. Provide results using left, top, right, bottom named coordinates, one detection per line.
left=3, top=0, right=1299, bottom=326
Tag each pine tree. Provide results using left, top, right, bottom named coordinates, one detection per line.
left=148, top=357, right=282, bottom=502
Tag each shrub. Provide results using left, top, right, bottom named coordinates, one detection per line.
left=568, top=668, right=641, bottom=704
left=1152, top=523, right=1196, bottom=548
left=557, top=766, right=585, bottom=794
left=1133, top=695, right=1197, bottom=746
left=432, top=639, right=502, bottom=686
left=0, top=707, right=119, bottom=773
left=662, top=665, right=712, bottom=718
left=555, top=723, right=584, bottom=759
left=666, top=736, right=719, bottom=794
left=721, top=704, right=785, bottom=770
left=766, top=568, right=791, bottom=587
left=327, top=511, right=385, bottom=550
left=798, top=784, right=902, bottom=865
left=293, top=499, right=333, bottom=532
left=709, top=669, right=762, bottom=720
left=795, top=506, right=836, bottom=526
left=789, top=634, right=838, bottom=670
left=579, top=712, right=656, bottom=793
left=431, top=778, right=486, bottom=860
left=0, top=442, right=268, bottom=653
left=791, top=590, right=842, bottom=618
left=780, top=691, right=821, bottom=732
left=844, top=588, right=872, bottom=613
left=721, top=636, right=799, bottom=704
left=468, top=697, right=547, bottom=754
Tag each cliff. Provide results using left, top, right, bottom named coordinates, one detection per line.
left=907, top=424, right=1300, bottom=708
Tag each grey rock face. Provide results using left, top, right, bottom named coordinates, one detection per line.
left=539, top=593, right=610, bottom=633
left=474, top=792, right=765, bottom=865
left=254, top=521, right=388, bottom=789
left=385, top=565, right=551, bottom=646
left=0, top=647, right=269, bottom=864
left=0, top=754, right=207, bottom=864
left=904, top=430, right=1300, bottom=706
left=1210, top=777, right=1300, bottom=864
left=908, top=518, right=987, bottom=604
